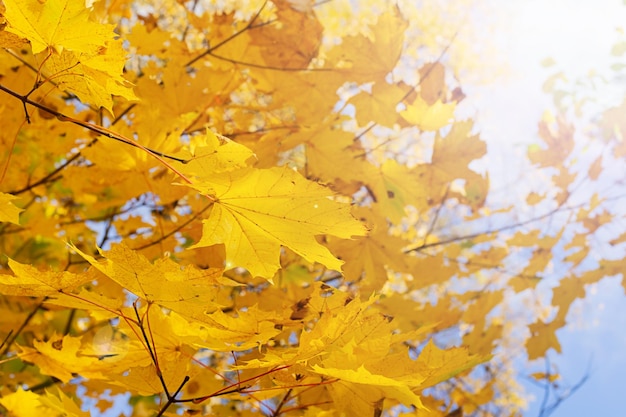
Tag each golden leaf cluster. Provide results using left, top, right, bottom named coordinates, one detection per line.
left=0, top=0, right=622, bottom=416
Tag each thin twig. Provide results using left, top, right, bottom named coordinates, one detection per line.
left=0, top=298, right=47, bottom=357
left=185, top=1, right=269, bottom=67
left=0, top=84, right=191, bottom=171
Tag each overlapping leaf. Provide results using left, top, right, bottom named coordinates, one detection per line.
left=189, top=166, right=366, bottom=278
left=3, top=0, right=135, bottom=113
left=400, top=96, right=455, bottom=131
left=1, top=259, right=90, bottom=296
left=3, top=0, right=114, bottom=54
left=71, top=243, right=232, bottom=319
left=0, top=192, right=22, bottom=225
left=45, top=41, right=137, bottom=114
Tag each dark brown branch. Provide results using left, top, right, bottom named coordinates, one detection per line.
left=155, top=375, right=190, bottom=417
left=8, top=139, right=95, bottom=195
left=0, top=298, right=47, bottom=357
left=0, top=330, right=13, bottom=351
left=0, top=83, right=189, bottom=164
left=272, top=388, right=293, bottom=416
left=133, top=202, right=213, bottom=251
left=27, top=377, right=62, bottom=393
left=132, top=302, right=171, bottom=399
left=98, top=208, right=118, bottom=248
left=62, top=308, right=76, bottom=336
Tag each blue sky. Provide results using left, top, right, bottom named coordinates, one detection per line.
left=524, top=276, right=626, bottom=416
left=462, top=1, right=626, bottom=415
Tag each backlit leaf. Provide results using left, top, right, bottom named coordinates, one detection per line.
left=3, top=0, right=115, bottom=54
left=0, top=192, right=22, bottom=225
left=401, top=96, right=455, bottom=131
left=189, top=167, right=366, bottom=278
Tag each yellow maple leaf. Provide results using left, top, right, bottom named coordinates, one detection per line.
left=107, top=364, right=179, bottom=396
left=400, top=96, right=455, bottom=131
left=38, top=388, right=91, bottom=417
left=182, top=306, right=282, bottom=351
left=531, top=372, right=560, bottom=382
left=19, top=335, right=104, bottom=383
left=325, top=11, right=408, bottom=82
left=294, top=124, right=366, bottom=189
left=323, top=382, right=385, bottom=417
left=0, top=192, right=22, bottom=225
left=134, top=61, right=226, bottom=123
left=526, top=319, right=563, bottom=360
left=189, top=167, right=366, bottom=279
left=411, top=339, right=488, bottom=389
left=419, top=62, right=446, bottom=105
left=313, top=364, right=426, bottom=410
left=1, top=259, right=123, bottom=315
left=327, top=207, right=413, bottom=292
left=431, top=120, right=486, bottom=176
left=250, top=0, right=323, bottom=69
left=45, top=40, right=137, bottom=114
left=528, top=118, right=574, bottom=168
left=3, top=0, right=115, bottom=54
left=1, top=258, right=90, bottom=296
left=349, top=81, right=411, bottom=127
left=175, top=129, right=255, bottom=176
left=0, top=389, right=44, bottom=417
left=0, top=7, right=28, bottom=49
left=360, top=159, right=430, bottom=222
left=71, top=243, right=230, bottom=320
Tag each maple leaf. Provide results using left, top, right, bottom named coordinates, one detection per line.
left=45, top=40, right=137, bottom=114
left=0, top=7, right=28, bottom=50
left=3, top=0, right=115, bottom=54
left=410, top=340, right=488, bottom=388
left=400, top=96, right=455, bottom=131
left=19, top=334, right=107, bottom=383
left=327, top=207, right=413, bottom=292
left=360, top=159, right=431, bottom=222
left=349, top=81, right=412, bottom=127
left=181, top=306, right=282, bottom=351
left=418, top=62, right=446, bottom=105
left=0, top=389, right=46, bottom=417
left=313, top=364, right=427, bottom=410
left=189, top=166, right=366, bottom=278
left=133, top=61, right=230, bottom=123
left=37, top=389, right=91, bottom=417
left=175, top=129, right=256, bottom=176
left=0, top=0, right=618, bottom=415
left=293, top=123, right=366, bottom=188
left=0, top=192, right=22, bottom=225
left=107, top=364, right=183, bottom=396
left=70, top=243, right=230, bottom=319
left=528, top=117, right=574, bottom=168
left=325, top=10, right=408, bottom=82
left=550, top=276, right=586, bottom=322
left=250, top=0, right=323, bottom=69
left=1, top=258, right=91, bottom=297
left=526, top=319, right=563, bottom=360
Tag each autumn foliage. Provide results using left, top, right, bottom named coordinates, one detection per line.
left=0, top=0, right=623, bottom=416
